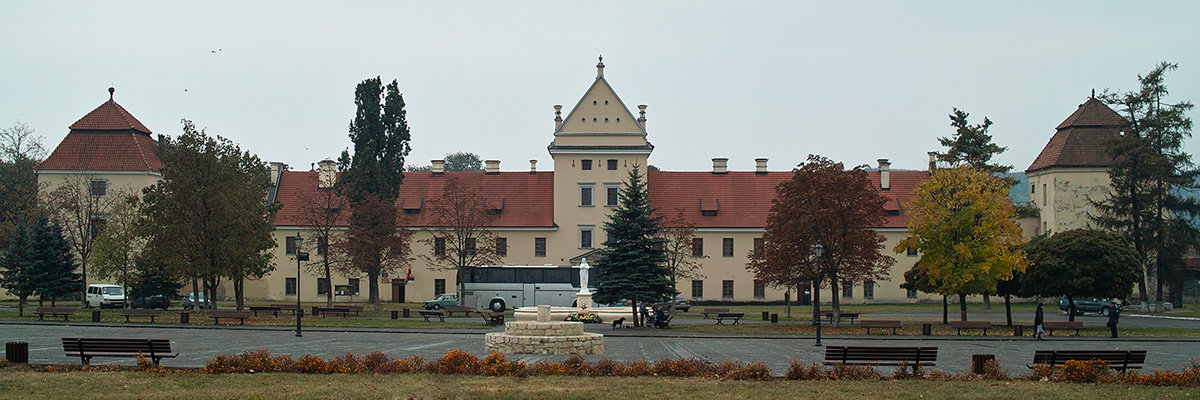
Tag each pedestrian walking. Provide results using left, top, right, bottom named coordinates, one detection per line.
left=1107, top=303, right=1122, bottom=338
left=1034, top=303, right=1045, bottom=340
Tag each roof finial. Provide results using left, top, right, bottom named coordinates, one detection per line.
left=1091, top=88, right=1095, bottom=99
left=108, top=87, right=115, bottom=101
left=596, top=55, right=605, bottom=78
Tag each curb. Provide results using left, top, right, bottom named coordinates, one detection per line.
left=1127, top=314, right=1200, bottom=322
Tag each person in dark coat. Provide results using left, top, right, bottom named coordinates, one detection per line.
left=1107, top=303, right=1122, bottom=338
left=1034, top=303, right=1045, bottom=341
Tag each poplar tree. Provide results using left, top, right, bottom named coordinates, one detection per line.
left=593, top=166, right=673, bottom=327
left=337, top=77, right=412, bottom=306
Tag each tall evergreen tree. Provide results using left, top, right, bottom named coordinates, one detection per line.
left=936, top=108, right=1012, bottom=175
left=593, top=166, right=673, bottom=327
left=0, top=220, right=37, bottom=316
left=337, top=77, right=413, bottom=306
left=28, top=216, right=81, bottom=306
left=1093, top=62, right=1199, bottom=305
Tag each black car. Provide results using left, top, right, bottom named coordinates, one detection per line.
left=130, top=295, right=171, bottom=310
left=1058, top=295, right=1117, bottom=316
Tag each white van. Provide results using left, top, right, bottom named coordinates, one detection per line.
left=86, top=284, right=126, bottom=308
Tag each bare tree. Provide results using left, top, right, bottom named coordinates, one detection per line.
left=658, top=210, right=705, bottom=311
left=419, top=177, right=500, bottom=304
left=0, top=121, right=45, bottom=163
left=298, top=172, right=349, bottom=306
left=91, top=191, right=143, bottom=306
left=44, top=174, right=118, bottom=306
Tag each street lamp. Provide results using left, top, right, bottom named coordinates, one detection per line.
left=813, top=242, right=824, bottom=347
left=294, top=232, right=308, bottom=337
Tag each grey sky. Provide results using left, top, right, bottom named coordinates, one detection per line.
left=2, top=2, right=1197, bottom=173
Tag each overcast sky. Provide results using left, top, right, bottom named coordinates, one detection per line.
left=2, top=2, right=1197, bottom=173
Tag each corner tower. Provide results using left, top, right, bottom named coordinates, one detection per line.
left=548, top=58, right=653, bottom=260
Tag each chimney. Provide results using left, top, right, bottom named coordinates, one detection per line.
left=431, top=159, right=445, bottom=174
left=712, top=158, right=728, bottom=174
left=755, top=158, right=768, bottom=174
left=927, top=152, right=938, bottom=171
left=637, top=104, right=647, bottom=129
left=878, top=159, right=891, bottom=190
left=554, top=105, right=563, bottom=130
left=529, top=159, right=538, bottom=174
left=268, top=161, right=284, bottom=186
left=317, top=159, right=336, bottom=189
left=485, top=159, right=500, bottom=174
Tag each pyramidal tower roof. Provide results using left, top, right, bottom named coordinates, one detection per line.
left=555, top=56, right=647, bottom=136
left=1027, top=95, right=1127, bottom=173
left=37, top=88, right=162, bottom=172
left=69, top=87, right=153, bottom=135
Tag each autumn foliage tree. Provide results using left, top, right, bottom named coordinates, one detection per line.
left=658, top=210, right=706, bottom=307
left=897, top=166, right=1027, bottom=321
left=748, top=155, right=894, bottom=326
left=420, top=177, right=501, bottom=304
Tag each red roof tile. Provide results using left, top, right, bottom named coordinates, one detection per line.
left=1027, top=98, right=1126, bottom=173
left=272, top=171, right=555, bottom=228
left=36, top=131, right=162, bottom=172
left=647, top=170, right=926, bottom=229
left=69, top=100, right=153, bottom=134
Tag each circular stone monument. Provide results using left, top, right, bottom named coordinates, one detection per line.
left=485, top=305, right=604, bottom=355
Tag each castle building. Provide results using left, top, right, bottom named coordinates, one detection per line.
left=29, top=62, right=1123, bottom=304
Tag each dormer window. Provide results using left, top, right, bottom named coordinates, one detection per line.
left=401, top=199, right=423, bottom=215
left=700, top=199, right=719, bottom=216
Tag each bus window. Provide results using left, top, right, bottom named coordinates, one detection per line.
left=486, top=268, right=515, bottom=283
left=517, top=269, right=544, bottom=283
left=545, top=268, right=571, bottom=283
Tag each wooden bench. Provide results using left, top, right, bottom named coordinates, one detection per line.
left=1043, top=321, right=1084, bottom=336
left=444, top=305, right=475, bottom=317
left=1029, top=350, right=1147, bottom=372
left=36, top=307, right=76, bottom=321
left=249, top=306, right=282, bottom=317
left=715, top=312, right=744, bottom=325
left=120, top=309, right=162, bottom=323
left=269, top=304, right=299, bottom=315
left=62, top=337, right=177, bottom=365
left=824, top=346, right=937, bottom=369
left=861, top=320, right=902, bottom=335
left=822, top=312, right=860, bottom=324
left=315, top=306, right=353, bottom=317
left=949, top=321, right=993, bottom=336
left=480, top=311, right=505, bottom=326
left=345, top=305, right=365, bottom=316
left=419, top=310, right=447, bottom=322
left=209, top=310, right=251, bottom=325
left=701, top=308, right=730, bottom=319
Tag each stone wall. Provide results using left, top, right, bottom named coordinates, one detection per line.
left=484, top=321, right=603, bottom=355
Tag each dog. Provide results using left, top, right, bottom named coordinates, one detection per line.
left=611, top=317, right=625, bottom=329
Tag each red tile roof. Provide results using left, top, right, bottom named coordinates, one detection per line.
left=37, top=97, right=161, bottom=172
left=647, top=170, right=926, bottom=229
left=1027, top=98, right=1126, bottom=173
left=272, top=170, right=556, bottom=228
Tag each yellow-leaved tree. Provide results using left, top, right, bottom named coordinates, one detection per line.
left=896, top=166, right=1027, bottom=321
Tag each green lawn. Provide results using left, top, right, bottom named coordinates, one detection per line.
left=0, top=305, right=494, bottom=330
left=0, top=370, right=1193, bottom=400
left=675, top=301, right=1041, bottom=320
left=668, top=320, right=1200, bottom=338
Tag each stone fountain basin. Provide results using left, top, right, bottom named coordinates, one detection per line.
left=513, top=306, right=635, bottom=323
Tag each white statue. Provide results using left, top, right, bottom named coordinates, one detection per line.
left=578, top=258, right=591, bottom=294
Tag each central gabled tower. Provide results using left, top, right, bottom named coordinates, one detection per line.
left=547, top=58, right=654, bottom=261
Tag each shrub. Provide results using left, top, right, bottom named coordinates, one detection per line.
left=979, top=359, right=1008, bottom=380
left=591, top=358, right=626, bottom=377
left=297, top=354, right=330, bottom=374
left=435, top=350, right=481, bottom=375
left=624, top=360, right=653, bottom=377
left=329, top=354, right=365, bottom=374
left=395, top=355, right=428, bottom=374
left=784, top=361, right=826, bottom=380
left=829, top=364, right=882, bottom=381
left=653, top=358, right=714, bottom=377
left=722, top=361, right=774, bottom=381
left=363, top=351, right=392, bottom=373
left=481, top=352, right=528, bottom=377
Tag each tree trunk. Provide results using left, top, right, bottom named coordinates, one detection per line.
left=1004, top=294, right=1012, bottom=326
left=942, top=296, right=948, bottom=324
left=982, top=294, right=992, bottom=310
left=191, top=278, right=199, bottom=310
left=80, top=260, right=88, bottom=307
left=958, top=293, right=967, bottom=321
left=234, top=277, right=244, bottom=311
left=18, top=297, right=26, bottom=317
left=784, top=287, right=791, bottom=318
left=324, top=262, right=334, bottom=307
left=829, top=276, right=841, bottom=327
left=632, top=300, right=640, bottom=328
left=1068, top=296, right=1077, bottom=322
left=368, top=271, right=381, bottom=308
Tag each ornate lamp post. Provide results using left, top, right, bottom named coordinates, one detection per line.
left=813, top=242, right=824, bottom=346
left=294, top=232, right=308, bottom=337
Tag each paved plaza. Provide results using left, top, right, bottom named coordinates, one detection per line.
left=4, top=322, right=1199, bottom=374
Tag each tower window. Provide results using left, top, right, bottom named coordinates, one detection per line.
left=581, top=160, right=592, bottom=170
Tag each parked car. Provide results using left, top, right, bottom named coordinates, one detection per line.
left=85, top=284, right=126, bottom=308
left=130, top=295, right=171, bottom=310
left=1058, top=295, right=1118, bottom=316
left=182, top=292, right=208, bottom=310
left=423, top=293, right=459, bottom=310
left=670, top=296, right=690, bottom=312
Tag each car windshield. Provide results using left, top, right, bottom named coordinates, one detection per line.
left=102, top=287, right=123, bottom=295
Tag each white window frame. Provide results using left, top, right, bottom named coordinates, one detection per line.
left=579, top=184, right=594, bottom=207
left=579, top=225, right=594, bottom=249
left=604, top=183, right=620, bottom=206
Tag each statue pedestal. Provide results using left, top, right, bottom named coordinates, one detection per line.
left=576, top=292, right=593, bottom=312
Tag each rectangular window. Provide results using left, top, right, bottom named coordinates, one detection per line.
left=722, top=280, right=734, bottom=299
left=692, top=238, right=703, bottom=257
left=692, top=280, right=703, bottom=299
left=534, top=237, right=546, bottom=257
left=579, top=185, right=594, bottom=206
left=434, top=237, right=446, bottom=256
left=907, top=288, right=918, bottom=299
left=316, top=236, right=327, bottom=255
left=89, top=179, right=108, bottom=197
left=607, top=159, right=618, bottom=170
left=348, top=278, right=360, bottom=295
left=1030, top=184, right=1035, bottom=194
left=495, top=237, right=507, bottom=257
left=285, top=236, right=298, bottom=255
left=864, top=281, right=874, bottom=299
left=722, top=238, right=734, bottom=257
left=605, top=184, right=619, bottom=206
left=753, top=237, right=764, bottom=256
left=285, top=278, right=296, bottom=295
left=317, top=278, right=330, bottom=295
left=842, top=282, right=853, bottom=298
left=581, top=159, right=592, bottom=170
left=465, top=237, right=477, bottom=257
left=1042, top=184, right=1047, bottom=205
left=579, top=226, right=593, bottom=249
left=906, top=247, right=918, bottom=256
left=434, top=279, right=446, bottom=296
left=753, top=280, right=765, bottom=299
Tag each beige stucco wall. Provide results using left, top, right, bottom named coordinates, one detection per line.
left=1027, top=168, right=1110, bottom=235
